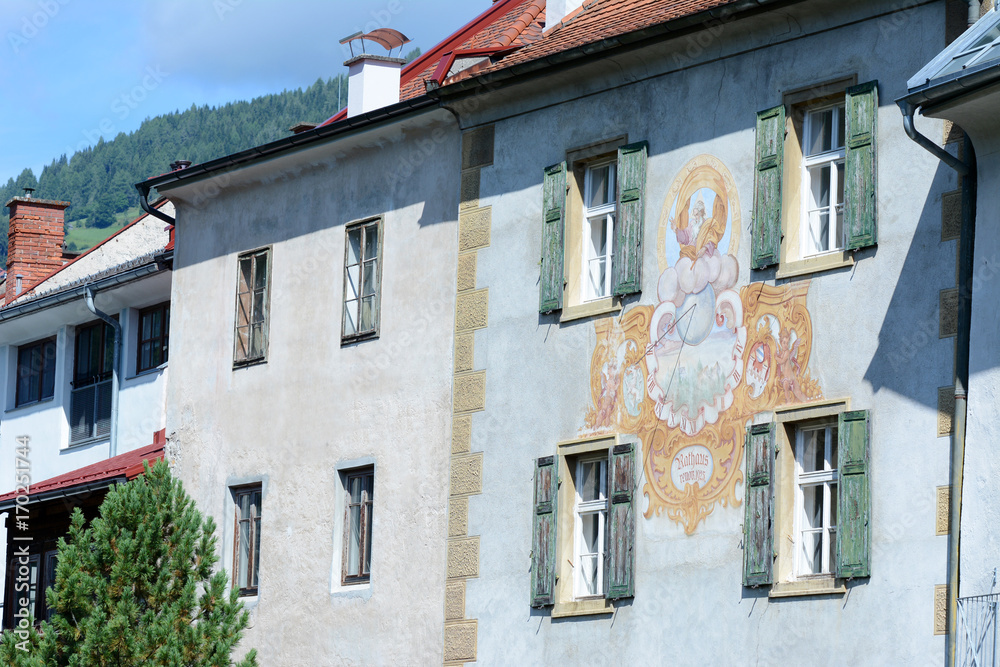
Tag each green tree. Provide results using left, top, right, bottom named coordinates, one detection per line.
left=0, top=460, right=257, bottom=666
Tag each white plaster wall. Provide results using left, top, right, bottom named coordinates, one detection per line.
left=162, top=110, right=459, bottom=665
left=456, top=0, right=954, bottom=662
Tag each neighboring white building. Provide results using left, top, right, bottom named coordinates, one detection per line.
left=0, top=196, right=172, bottom=626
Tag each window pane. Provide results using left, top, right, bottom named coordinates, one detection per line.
left=238, top=257, right=253, bottom=294
left=364, top=224, right=378, bottom=262
left=800, top=529, right=822, bottom=574
left=589, top=259, right=607, bottom=300
left=801, top=484, right=822, bottom=530
left=829, top=428, right=839, bottom=470
left=253, top=256, right=267, bottom=291
left=41, top=342, right=56, bottom=400
left=253, top=517, right=261, bottom=588
left=363, top=503, right=372, bottom=575
left=581, top=512, right=600, bottom=554
left=348, top=505, right=361, bottom=576
left=250, top=324, right=265, bottom=358
left=579, top=461, right=602, bottom=502
left=360, top=296, right=376, bottom=332
left=362, top=261, right=377, bottom=298
left=579, top=554, right=600, bottom=596
left=807, top=109, right=833, bottom=155
left=809, top=165, right=831, bottom=210
left=349, top=476, right=362, bottom=503
left=800, top=429, right=823, bottom=473
left=252, top=291, right=266, bottom=325
left=345, top=265, right=360, bottom=302
left=344, top=300, right=358, bottom=336
left=587, top=164, right=612, bottom=208
left=238, top=519, right=250, bottom=587
left=347, top=229, right=362, bottom=265
left=589, top=216, right=608, bottom=260
left=836, top=106, right=845, bottom=149
left=101, top=324, right=114, bottom=375
left=141, top=312, right=152, bottom=339
left=830, top=483, right=838, bottom=527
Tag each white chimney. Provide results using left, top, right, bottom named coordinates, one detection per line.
left=345, top=55, right=405, bottom=118
left=546, top=0, right=585, bottom=31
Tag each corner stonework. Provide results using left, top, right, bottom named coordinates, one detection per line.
left=444, top=124, right=494, bottom=666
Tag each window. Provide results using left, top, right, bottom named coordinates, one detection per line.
left=15, top=338, right=56, bottom=408
left=538, top=141, right=647, bottom=318
left=743, top=407, right=871, bottom=593
left=3, top=547, right=58, bottom=628
left=342, top=468, right=374, bottom=584
left=342, top=218, right=382, bottom=342
left=794, top=423, right=838, bottom=577
left=232, top=485, right=261, bottom=596
left=801, top=104, right=845, bottom=257
left=572, top=457, right=608, bottom=598
left=530, top=437, right=635, bottom=616
left=751, top=80, right=878, bottom=275
left=136, top=302, right=169, bottom=373
left=70, top=321, right=114, bottom=444
left=582, top=161, right=617, bottom=302
left=234, top=249, right=270, bottom=366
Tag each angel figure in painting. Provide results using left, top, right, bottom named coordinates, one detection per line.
left=775, top=327, right=811, bottom=404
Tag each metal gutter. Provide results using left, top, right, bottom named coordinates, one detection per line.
left=0, top=261, right=163, bottom=324
left=134, top=95, right=438, bottom=196
left=898, top=100, right=969, bottom=174
left=431, top=0, right=806, bottom=99
left=0, top=477, right=124, bottom=512
left=85, top=286, right=122, bottom=458
left=899, top=60, right=1000, bottom=110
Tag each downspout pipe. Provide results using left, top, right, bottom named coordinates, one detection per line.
left=898, top=101, right=975, bottom=667
left=84, top=285, right=121, bottom=458
left=137, top=184, right=176, bottom=227
left=897, top=100, right=969, bottom=175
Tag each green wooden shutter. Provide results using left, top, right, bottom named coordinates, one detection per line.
left=845, top=81, right=878, bottom=250
left=837, top=410, right=872, bottom=578
left=605, top=442, right=636, bottom=599
left=530, top=456, right=558, bottom=607
left=752, top=105, right=785, bottom=270
left=613, top=142, right=648, bottom=296
left=539, top=163, right=567, bottom=314
left=743, top=422, right=775, bottom=586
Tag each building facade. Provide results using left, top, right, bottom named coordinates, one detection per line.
left=0, top=197, right=172, bottom=627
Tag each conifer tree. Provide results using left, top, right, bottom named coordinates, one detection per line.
left=0, top=460, right=258, bottom=666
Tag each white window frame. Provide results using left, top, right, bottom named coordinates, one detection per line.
left=800, top=103, right=846, bottom=258
left=582, top=160, right=617, bottom=302
left=793, top=423, right=838, bottom=579
left=573, top=455, right=608, bottom=599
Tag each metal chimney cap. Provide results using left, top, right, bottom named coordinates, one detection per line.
left=22, top=187, right=34, bottom=198
left=170, top=160, right=192, bottom=171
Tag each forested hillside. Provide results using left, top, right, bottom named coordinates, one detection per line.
left=0, top=48, right=419, bottom=263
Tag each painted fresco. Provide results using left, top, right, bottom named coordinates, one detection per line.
left=583, top=155, right=824, bottom=534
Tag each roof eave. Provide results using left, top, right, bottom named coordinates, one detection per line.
left=431, top=0, right=808, bottom=99
left=899, top=61, right=1000, bottom=112
left=138, top=95, right=438, bottom=194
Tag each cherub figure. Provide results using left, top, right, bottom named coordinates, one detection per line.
left=775, top=328, right=810, bottom=403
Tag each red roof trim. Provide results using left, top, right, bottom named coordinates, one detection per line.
left=317, top=0, right=528, bottom=127
left=12, top=198, right=172, bottom=302
left=430, top=47, right=519, bottom=86
left=0, top=430, right=166, bottom=506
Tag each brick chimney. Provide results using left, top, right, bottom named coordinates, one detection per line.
left=5, top=194, right=70, bottom=303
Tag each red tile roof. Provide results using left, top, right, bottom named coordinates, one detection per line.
left=449, top=0, right=738, bottom=81
left=317, top=0, right=545, bottom=127
left=0, top=430, right=165, bottom=506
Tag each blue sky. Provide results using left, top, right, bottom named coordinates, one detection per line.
left=0, top=0, right=490, bottom=184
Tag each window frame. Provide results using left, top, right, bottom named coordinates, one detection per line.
left=233, top=247, right=271, bottom=368
left=14, top=337, right=57, bottom=408
left=341, top=467, right=374, bottom=586
left=800, top=103, right=846, bottom=258
left=769, top=399, right=851, bottom=597
left=69, top=320, right=116, bottom=446
left=231, top=484, right=262, bottom=597
left=572, top=455, right=608, bottom=599
left=581, top=160, right=617, bottom=303
left=792, top=422, right=839, bottom=579
left=136, top=301, right=170, bottom=374
left=341, top=217, right=383, bottom=344
left=552, top=435, right=619, bottom=617
left=561, top=137, right=628, bottom=321
left=774, top=77, right=859, bottom=279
